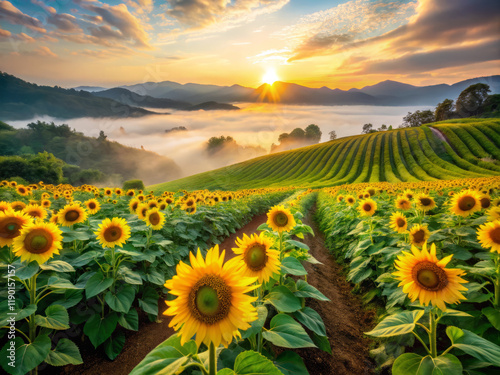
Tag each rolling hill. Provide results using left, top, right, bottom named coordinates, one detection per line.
left=150, top=118, right=500, bottom=192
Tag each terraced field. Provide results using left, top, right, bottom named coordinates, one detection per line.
left=151, top=118, right=500, bottom=192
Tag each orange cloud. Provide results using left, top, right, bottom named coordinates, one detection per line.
left=0, top=1, right=46, bottom=33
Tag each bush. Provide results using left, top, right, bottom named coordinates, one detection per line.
left=123, top=179, right=145, bottom=190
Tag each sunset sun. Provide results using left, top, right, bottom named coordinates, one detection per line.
left=262, top=68, right=280, bottom=85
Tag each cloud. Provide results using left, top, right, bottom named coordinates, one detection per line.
left=0, top=27, right=11, bottom=38
left=0, top=1, right=46, bottom=33
left=31, top=0, right=82, bottom=32
left=32, top=46, right=58, bottom=58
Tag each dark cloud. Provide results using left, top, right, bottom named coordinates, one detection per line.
left=48, top=13, right=82, bottom=32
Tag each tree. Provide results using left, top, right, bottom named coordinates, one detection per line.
left=304, top=124, right=322, bottom=143
left=378, top=124, right=387, bottom=131
left=329, top=130, right=337, bottom=140
left=455, top=83, right=490, bottom=117
left=206, top=135, right=236, bottom=155
left=402, top=110, right=435, bottom=127
left=362, top=123, right=373, bottom=134
left=98, top=130, right=107, bottom=141
left=435, top=99, right=454, bottom=121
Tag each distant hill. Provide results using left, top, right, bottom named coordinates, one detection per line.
left=0, top=72, right=159, bottom=121
left=184, top=101, right=239, bottom=111
left=73, top=85, right=107, bottom=92
left=92, top=87, right=190, bottom=109
left=149, top=118, right=500, bottom=191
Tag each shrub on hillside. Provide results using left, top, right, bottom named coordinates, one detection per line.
left=123, top=179, right=145, bottom=190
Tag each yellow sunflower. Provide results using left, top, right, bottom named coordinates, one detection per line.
left=336, top=194, right=344, bottom=203
left=128, top=198, right=140, bottom=214
left=449, top=190, right=481, bottom=217
left=0, top=208, right=33, bottom=247
left=136, top=203, right=150, bottom=219
left=0, top=201, right=11, bottom=213
left=232, top=232, right=280, bottom=283
left=104, top=188, right=113, bottom=196
left=267, top=205, right=296, bottom=232
left=182, top=199, right=197, bottom=214
left=393, top=243, right=468, bottom=311
left=94, top=217, right=131, bottom=248
left=414, top=193, right=436, bottom=212
left=16, top=185, right=30, bottom=196
left=10, top=201, right=26, bottom=211
left=126, top=189, right=135, bottom=197
left=389, top=212, right=408, bottom=233
left=41, top=199, right=51, bottom=209
left=395, top=196, right=412, bottom=210
left=58, top=204, right=88, bottom=226
left=85, top=199, right=101, bottom=215
left=477, top=220, right=500, bottom=254
left=22, top=205, right=47, bottom=221
left=403, top=189, right=414, bottom=200
left=12, top=222, right=63, bottom=264
left=486, top=206, right=500, bottom=221
left=479, top=194, right=491, bottom=209
left=357, top=198, right=377, bottom=217
left=163, top=245, right=258, bottom=348
left=409, top=224, right=430, bottom=247
left=144, top=208, right=165, bottom=230
left=345, top=195, right=356, bottom=206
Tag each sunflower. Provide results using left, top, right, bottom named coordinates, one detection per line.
left=479, top=194, right=491, bottom=209
left=477, top=220, right=500, bottom=254
left=129, top=198, right=140, bottom=213
left=22, top=205, right=47, bottom=221
left=41, top=199, right=51, bottom=209
left=487, top=206, right=500, bottom=221
left=126, top=189, right=135, bottom=197
left=389, top=212, right=408, bottom=233
left=449, top=190, right=481, bottom=217
left=11, top=201, right=26, bottom=211
left=345, top=195, right=356, bottom=206
left=267, top=205, right=296, bottom=232
left=393, top=243, right=468, bottom=311
left=403, top=189, right=414, bottom=200
left=163, top=245, right=258, bottom=348
left=357, top=198, right=377, bottom=217
left=144, top=208, right=165, bottom=230
left=94, top=217, right=131, bottom=248
left=104, top=188, right=113, bottom=196
left=0, top=201, right=10, bottom=213
left=414, top=193, right=436, bottom=212
left=58, top=204, right=88, bottom=226
left=12, top=222, right=63, bottom=264
left=182, top=199, right=197, bottom=214
left=336, top=194, right=344, bottom=203
left=136, top=194, right=146, bottom=202
left=395, top=196, right=412, bottom=210
left=16, top=185, right=30, bottom=196
left=147, top=200, right=159, bottom=209
left=232, top=232, right=280, bottom=283
left=409, top=224, right=430, bottom=247
left=115, top=188, right=123, bottom=196
left=0, top=208, right=33, bottom=247
left=84, top=199, right=101, bottom=215
left=136, top=203, right=149, bottom=219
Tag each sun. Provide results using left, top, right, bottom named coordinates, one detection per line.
left=262, top=68, right=279, bottom=85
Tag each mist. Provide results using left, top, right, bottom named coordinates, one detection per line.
left=8, top=104, right=427, bottom=179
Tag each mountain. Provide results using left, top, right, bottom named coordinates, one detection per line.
left=184, top=101, right=239, bottom=111
left=92, top=87, right=190, bottom=109
left=73, top=85, right=107, bottom=92
left=0, top=72, right=159, bottom=121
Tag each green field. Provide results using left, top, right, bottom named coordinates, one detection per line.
left=151, top=118, right=500, bottom=192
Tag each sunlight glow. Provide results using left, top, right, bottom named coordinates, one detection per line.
left=262, top=68, right=280, bottom=85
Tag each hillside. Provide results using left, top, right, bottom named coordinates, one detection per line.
left=150, top=118, right=500, bottom=192
left=0, top=72, right=159, bottom=121
left=92, top=88, right=190, bottom=109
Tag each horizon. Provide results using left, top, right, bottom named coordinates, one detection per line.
left=0, top=1, right=499, bottom=90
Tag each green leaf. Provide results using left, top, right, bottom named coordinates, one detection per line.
left=47, top=276, right=81, bottom=290
left=139, top=287, right=159, bottom=316
left=242, top=305, right=267, bottom=339
left=14, top=261, right=39, bottom=280
left=482, top=307, right=500, bottom=331
left=392, top=353, right=462, bottom=375
left=441, top=309, right=473, bottom=318
left=35, top=305, right=69, bottom=330
left=40, top=260, right=75, bottom=273
left=118, top=267, right=143, bottom=285
left=294, top=280, right=329, bottom=301
left=118, top=308, right=139, bottom=331
left=266, top=286, right=302, bottom=313
left=447, top=327, right=500, bottom=367
left=293, top=307, right=326, bottom=336
left=85, top=272, right=114, bottom=298
left=129, top=333, right=197, bottom=375
left=45, top=339, right=83, bottom=366
left=274, top=351, right=308, bottom=375
left=262, top=313, right=316, bottom=349
left=311, top=332, right=332, bottom=354
left=105, top=285, right=135, bottom=313
left=0, top=304, right=37, bottom=327
left=365, top=310, right=425, bottom=337
left=49, top=289, right=83, bottom=309
left=104, top=331, right=126, bottom=360
left=218, top=350, right=284, bottom=375
left=83, top=313, right=119, bottom=348
left=280, top=257, right=307, bottom=276
left=286, top=240, right=310, bottom=251
left=0, top=335, right=51, bottom=375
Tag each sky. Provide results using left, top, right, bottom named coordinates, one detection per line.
left=0, top=0, right=499, bottom=89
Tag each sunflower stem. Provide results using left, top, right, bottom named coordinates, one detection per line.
left=412, top=331, right=431, bottom=355
left=494, top=255, right=500, bottom=309
left=209, top=342, right=217, bottom=375
left=28, top=274, right=38, bottom=375
left=429, top=310, right=438, bottom=358
left=278, top=231, right=284, bottom=285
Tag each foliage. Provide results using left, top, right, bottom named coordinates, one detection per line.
left=456, top=83, right=491, bottom=117
left=435, top=99, right=454, bottom=121
left=271, top=124, right=322, bottom=152
left=0, top=152, right=64, bottom=184
left=402, top=110, right=435, bottom=128
left=123, top=179, right=145, bottom=191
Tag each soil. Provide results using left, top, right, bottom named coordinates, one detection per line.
left=54, top=208, right=375, bottom=375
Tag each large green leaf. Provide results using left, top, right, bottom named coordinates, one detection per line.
left=274, top=351, right=308, bottom=375
left=0, top=304, right=37, bottom=327
left=14, top=261, right=39, bottom=280
left=482, top=307, right=500, bottom=331
left=129, top=333, right=197, bottom=375
left=285, top=240, right=310, bottom=251
left=262, top=313, right=316, bottom=349
left=294, top=280, right=329, bottom=301
left=311, top=332, right=332, bottom=355
left=105, top=285, right=135, bottom=313
left=139, top=286, right=159, bottom=316
left=47, top=276, right=81, bottom=290
left=118, top=308, right=139, bottom=331
left=104, top=331, right=126, bottom=360
left=85, top=272, right=114, bottom=298
left=45, top=338, right=83, bottom=366
left=49, top=289, right=83, bottom=309
left=293, top=307, right=326, bottom=336
left=0, top=335, right=51, bottom=375
left=365, top=310, right=425, bottom=337
left=266, top=286, right=302, bottom=313
left=280, top=257, right=307, bottom=276
left=446, top=326, right=500, bottom=367
left=83, top=312, right=119, bottom=348
left=35, top=304, right=70, bottom=330
left=40, top=260, right=75, bottom=273
left=392, top=353, right=462, bottom=375
left=218, top=350, right=284, bottom=375
left=242, top=306, right=267, bottom=339
left=118, top=267, right=143, bottom=285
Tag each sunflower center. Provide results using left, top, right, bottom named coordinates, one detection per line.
left=413, top=261, right=448, bottom=291
left=396, top=218, right=406, bottom=228
left=420, top=198, right=432, bottom=206
left=0, top=220, right=22, bottom=238
left=458, top=196, right=476, bottom=211
left=104, top=226, right=122, bottom=242
left=363, top=203, right=372, bottom=212
left=490, top=227, right=500, bottom=244
left=480, top=197, right=490, bottom=209
left=88, top=202, right=96, bottom=209
left=244, top=244, right=268, bottom=271
left=189, top=274, right=231, bottom=324
left=413, top=229, right=425, bottom=244
left=348, top=198, right=354, bottom=203
left=24, top=229, right=52, bottom=254
left=187, top=201, right=193, bottom=206
left=65, top=210, right=80, bottom=222
left=149, top=212, right=160, bottom=226
left=274, top=212, right=288, bottom=227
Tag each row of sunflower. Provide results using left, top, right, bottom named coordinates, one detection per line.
left=316, top=175, right=500, bottom=375
left=131, top=192, right=331, bottom=375
left=0, top=181, right=293, bottom=374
